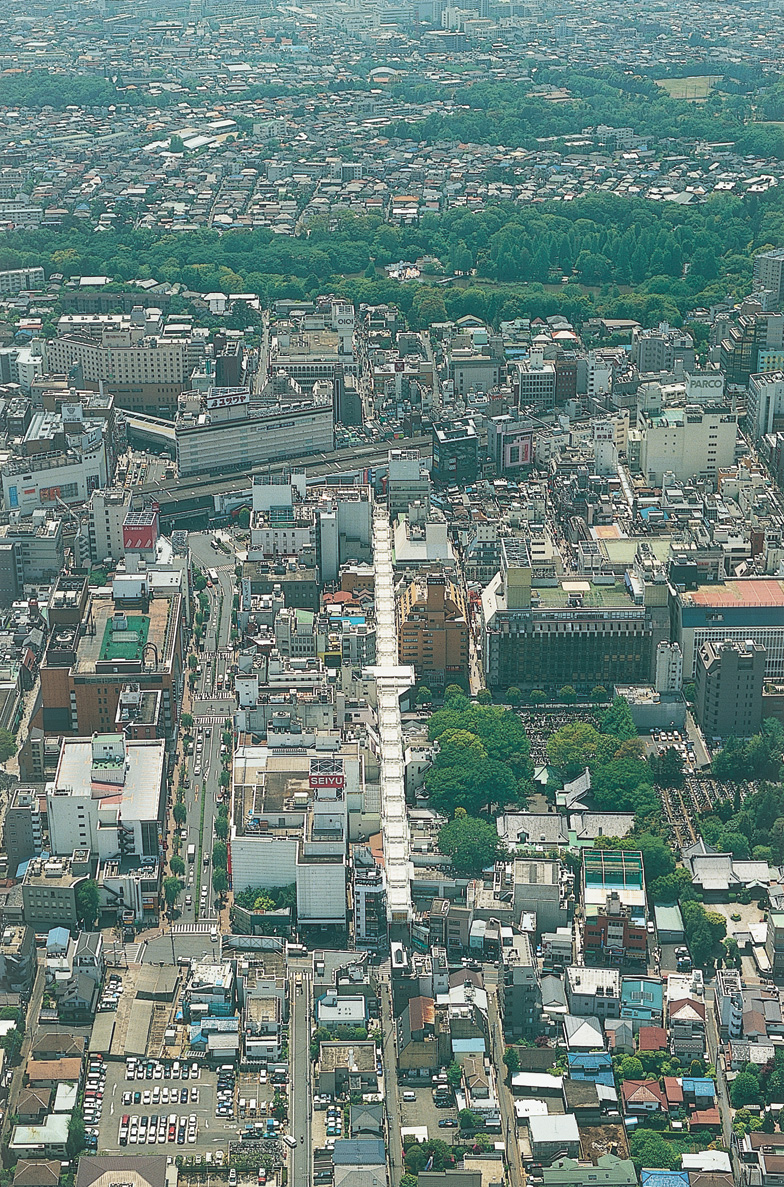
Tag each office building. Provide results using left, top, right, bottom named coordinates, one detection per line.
left=36, top=570, right=184, bottom=738
left=631, top=325, right=695, bottom=373
left=397, top=574, right=469, bottom=691
left=637, top=404, right=737, bottom=486
left=88, top=488, right=131, bottom=564
left=695, top=638, right=765, bottom=739
left=672, top=578, right=784, bottom=680
left=387, top=449, right=430, bottom=517
left=748, top=370, right=784, bottom=441
left=4, top=789, right=43, bottom=878
left=431, top=418, right=479, bottom=484
left=353, top=861, right=387, bottom=947
left=753, top=248, right=784, bottom=302
left=512, top=351, right=556, bottom=410
left=487, top=415, right=534, bottom=476
left=2, top=514, right=65, bottom=585
left=721, top=312, right=784, bottom=387
left=21, top=852, right=91, bottom=933
left=482, top=541, right=656, bottom=692
left=565, top=966, right=621, bottom=1018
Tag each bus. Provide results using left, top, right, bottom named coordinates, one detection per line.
left=187, top=844, right=196, bottom=863
left=208, top=568, right=219, bottom=584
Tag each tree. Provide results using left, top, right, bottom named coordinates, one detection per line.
left=590, top=685, right=609, bottom=703
left=212, top=840, right=228, bottom=870
left=446, top=1061, right=462, bottom=1088
left=188, top=655, right=198, bottom=671
left=547, top=721, right=602, bottom=775
left=506, top=686, right=522, bottom=706
left=650, top=746, right=685, bottom=788
left=67, top=1108, right=87, bottom=1157
left=438, top=814, right=501, bottom=874
left=529, top=689, right=547, bottom=705
left=75, top=879, right=100, bottom=928
left=215, top=815, right=229, bottom=840
left=731, top=1070, right=763, bottom=1108
left=619, top=1056, right=644, bottom=1080
left=0, top=728, right=16, bottom=764
left=170, top=855, right=185, bottom=877
left=476, top=690, right=493, bottom=705
left=459, top=1109, right=478, bottom=1131
left=212, top=868, right=228, bottom=896
left=629, top=1130, right=678, bottom=1172
left=219, top=770, right=230, bottom=788
left=181, top=712, right=193, bottom=730
left=503, top=1047, right=520, bottom=1074
left=416, top=686, right=433, bottom=706
left=163, top=876, right=183, bottom=911
left=601, top=696, right=637, bottom=741
left=173, top=802, right=187, bottom=826
left=558, top=685, right=577, bottom=704
left=237, top=507, right=250, bottom=529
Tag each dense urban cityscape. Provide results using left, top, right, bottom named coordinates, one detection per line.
left=5, top=4, right=784, bottom=1187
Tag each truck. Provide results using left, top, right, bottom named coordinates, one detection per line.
left=187, top=844, right=196, bottom=863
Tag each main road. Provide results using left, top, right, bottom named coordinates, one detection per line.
left=176, top=531, right=237, bottom=930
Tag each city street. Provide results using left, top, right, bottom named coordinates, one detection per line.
left=289, top=969, right=312, bottom=1187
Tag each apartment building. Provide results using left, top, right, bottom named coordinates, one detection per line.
left=397, top=574, right=469, bottom=691
left=695, top=638, right=765, bottom=738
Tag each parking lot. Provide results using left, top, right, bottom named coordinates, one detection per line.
left=97, top=1058, right=242, bottom=1153
left=399, top=1084, right=459, bottom=1144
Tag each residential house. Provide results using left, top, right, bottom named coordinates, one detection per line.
left=621, top=1079, right=667, bottom=1114
left=669, top=998, right=706, bottom=1059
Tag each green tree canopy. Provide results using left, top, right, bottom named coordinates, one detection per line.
left=438, top=812, right=502, bottom=874
left=75, top=879, right=100, bottom=928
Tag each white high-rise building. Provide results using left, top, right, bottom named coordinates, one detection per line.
left=655, top=641, right=683, bottom=693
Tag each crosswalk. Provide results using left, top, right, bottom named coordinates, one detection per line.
left=201, top=649, right=234, bottom=660
left=194, top=715, right=229, bottom=725
left=170, top=922, right=219, bottom=934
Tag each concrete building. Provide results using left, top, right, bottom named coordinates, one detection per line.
left=21, top=852, right=91, bottom=933
left=3, top=515, right=65, bottom=586
left=631, top=325, right=695, bottom=373
left=482, top=542, right=658, bottom=693
left=46, top=329, right=189, bottom=416
left=175, top=387, right=334, bottom=477
left=387, top=449, right=430, bottom=518
left=48, top=734, right=166, bottom=861
left=36, top=572, right=183, bottom=738
left=512, top=352, right=557, bottom=410
left=672, top=578, right=784, bottom=681
left=3, top=789, right=43, bottom=878
left=637, top=404, right=737, bottom=486
left=431, top=419, right=479, bottom=485
left=748, top=370, right=784, bottom=442
left=765, top=910, right=784, bottom=981
left=583, top=890, right=647, bottom=966
left=88, top=488, right=131, bottom=564
left=512, top=859, right=569, bottom=935
left=500, top=932, right=541, bottom=1039
left=753, top=248, right=784, bottom=303
left=0, top=267, right=45, bottom=295
left=353, top=861, right=387, bottom=947
left=565, top=966, right=621, bottom=1018
left=654, top=641, right=683, bottom=693
left=695, top=638, right=765, bottom=739
left=397, top=573, right=469, bottom=691
left=0, top=924, right=36, bottom=994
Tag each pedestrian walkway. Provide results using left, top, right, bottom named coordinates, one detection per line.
left=194, top=714, right=228, bottom=725
left=170, top=922, right=217, bottom=934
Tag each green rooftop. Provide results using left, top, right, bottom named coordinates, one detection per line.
left=100, top=615, right=150, bottom=662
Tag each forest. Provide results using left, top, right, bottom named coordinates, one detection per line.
left=3, top=185, right=784, bottom=331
